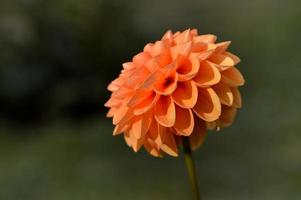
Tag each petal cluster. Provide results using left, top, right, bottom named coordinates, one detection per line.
left=105, top=29, right=244, bottom=157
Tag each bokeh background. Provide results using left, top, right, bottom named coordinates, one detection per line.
left=0, top=0, right=300, bottom=199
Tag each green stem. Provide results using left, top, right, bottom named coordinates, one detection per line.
left=182, top=137, right=201, bottom=200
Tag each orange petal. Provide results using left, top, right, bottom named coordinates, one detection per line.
left=193, top=88, right=221, bottom=122
left=193, top=61, right=221, bottom=87
left=144, top=138, right=162, bottom=157
left=122, top=62, right=136, bottom=70
left=193, top=34, right=217, bottom=43
left=132, top=52, right=151, bottom=67
left=131, top=113, right=153, bottom=139
left=150, top=40, right=170, bottom=57
left=126, top=129, right=145, bottom=152
left=161, top=30, right=173, bottom=42
left=106, top=107, right=118, bottom=118
left=133, top=92, right=159, bottom=115
left=219, top=106, right=237, bottom=127
left=127, top=89, right=153, bottom=107
left=209, top=52, right=240, bottom=71
left=104, top=97, right=122, bottom=107
left=221, top=67, right=245, bottom=87
left=113, top=105, right=131, bottom=125
left=174, top=106, right=194, bottom=136
left=171, top=42, right=192, bottom=65
left=212, top=84, right=233, bottom=106
left=231, top=87, right=242, bottom=108
left=189, top=117, right=207, bottom=150
left=172, top=81, right=198, bottom=108
left=174, top=29, right=191, bottom=44
left=159, top=126, right=178, bottom=157
left=154, top=96, right=176, bottom=127
left=143, top=43, right=153, bottom=54
left=126, top=67, right=150, bottom=88
left=177, top=56, right=200, bottom=81
left=215, top=41, right=231, bottom=54
left=154, top=72, right=178, bottom=95
left=113, top=122, right=130, bottom=136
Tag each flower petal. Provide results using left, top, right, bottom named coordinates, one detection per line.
left=221, top=67, right=245, bottom=87
left=174, top=106, right=194, bottom=136
left=209, top=52, right=240, bottom=71
left=189, top=117, right=207, bottom=150
left=212, top=84, right=233, bottom=106
left=131, top=112, right=153, bottom=139
left=154, top=96, right=176, bottom=127
left=154, top=72, right=178, bottom=95
left=215, top=41, right=231, bottom=54
left=172, top=81, right=198, bottom=108
left=144, top=138, right=162, bottom=157
left=158, top=125, right=178, bottom=157
left=126, top=129, right=144, bottom=152
left=231, top=87, right=242, bottom=108
left=177, top=56, right=200, bottom=81
left=219, top=106, right=237, bottom=127
left=132, top=52, right=151, bottom=67
left=113, top=105, right=131, bottom=125
left=133, top=92, right=159, bottom=115
left=193, top=34, right=217, bottom=43
left=193, top=61, right=221, bottom=87
left=193, top=88, right=221, bottom=122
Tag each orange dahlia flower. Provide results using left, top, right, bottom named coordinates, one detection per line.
left=105, top=29, right=244, bottom=157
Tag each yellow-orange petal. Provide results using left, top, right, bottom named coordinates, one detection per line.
left=193, top=88, right=221, bottom=122
left=221, top=67, right=245, bottom=87
left=193, top=61, right=221, bottom=87
left=212, top=84, right=233, bottom=106
left=126, top=67, right=150, bottom=88
left=171, top=42, right=192, bottom=65
left=177, top=56, right=199, bottom=81
left=154, top=72, right=178, bottom=95
left=174, top=29, right=192, bottom=45
left=174, top=106, right=194, bottom=136
left=127, top=89, right=153, bottom=107
left=171, top=81, right=198, bottom=108
left=133, top=92, right=159, bottom=115
left=154, top=96, right=176, bottom=127
left=231, top=87, right=242, bottom=108
left=189, top=117, right=207, bottom=150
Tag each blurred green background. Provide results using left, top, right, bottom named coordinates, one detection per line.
left=0, top=0, right=300, bottom=199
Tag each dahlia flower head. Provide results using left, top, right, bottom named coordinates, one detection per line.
left=105, top=29, right=245, bottom=157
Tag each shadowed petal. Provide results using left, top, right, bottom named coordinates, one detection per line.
left=158, top=125, right=178, bottom=157
left=221, top=67, right=245, bottom=87
left=231, top=87, right=242, bottom=108
left=154, top=96, right=176, bottom=127
left=212, top=84, right=234, bottom=106
left=219, top=106, right=237, bottom=127
left=193, top=88, right=221, bottom=122
left=172, top=81, right=198, bottom=108
left=189, top=117, right=207, bottom=150
left=193, top=61, right=221, bottom=87
left=174, top=106, right=194, bottom=136
left=209, top=52, right=240, bottom=71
